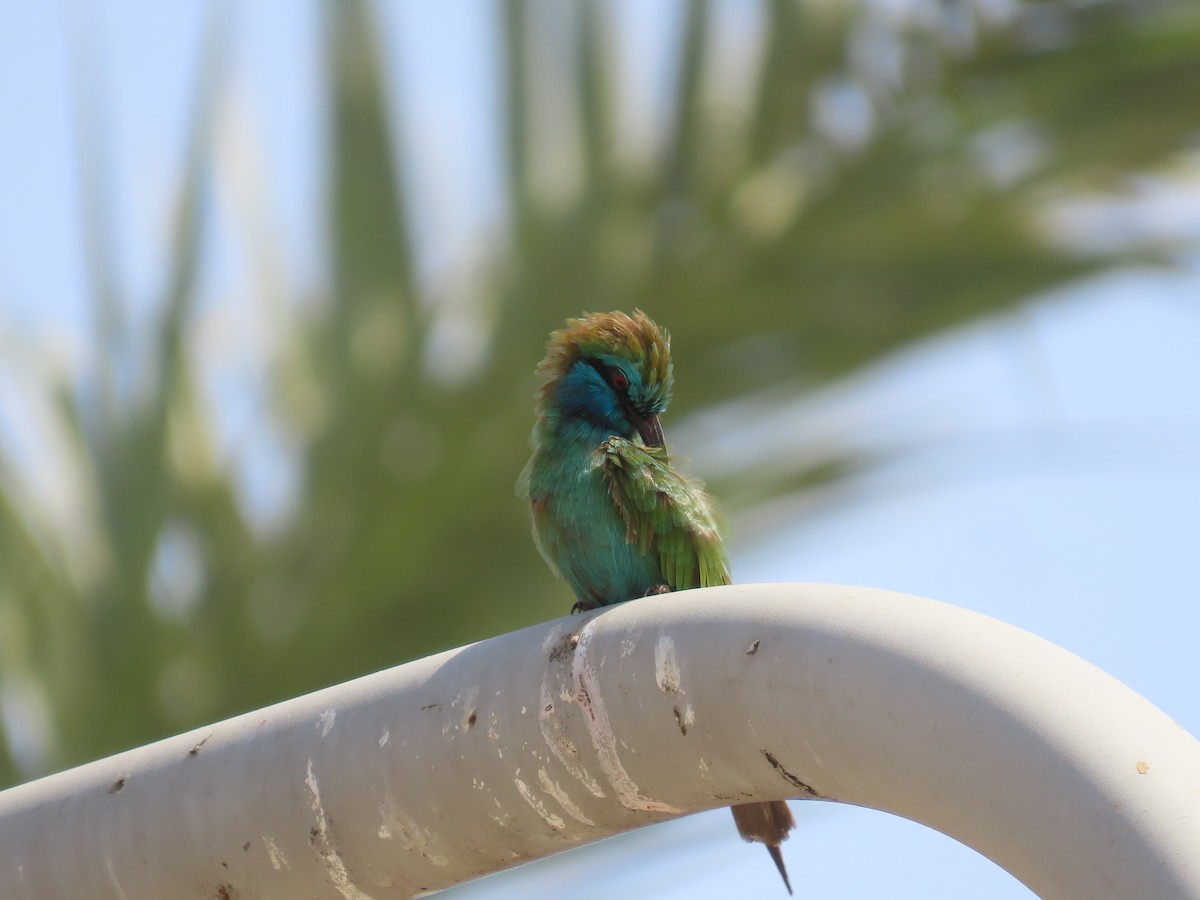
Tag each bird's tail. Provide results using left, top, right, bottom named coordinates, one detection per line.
left=730, top=800, right=796, bottom=895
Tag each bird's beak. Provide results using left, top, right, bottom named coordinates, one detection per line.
left=636, top=413, right=666, bottom=449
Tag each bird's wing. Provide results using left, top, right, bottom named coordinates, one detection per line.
left=599, top=437, right=731, bottom=590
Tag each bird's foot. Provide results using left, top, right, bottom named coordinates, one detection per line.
left=571, top=599, right=600, bottom=614
left=643, top=584, right=673, bottom=597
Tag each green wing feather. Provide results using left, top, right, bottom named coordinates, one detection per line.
left=599, top=438, right=731, bottom=590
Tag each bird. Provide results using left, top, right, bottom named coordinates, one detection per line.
left=518, top=309, right=796, bottom=893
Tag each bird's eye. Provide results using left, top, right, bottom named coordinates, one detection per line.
left=610, top=369, right=629, bottom=391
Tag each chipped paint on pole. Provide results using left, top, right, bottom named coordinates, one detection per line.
left=0, top=584, right=1198, bottom=899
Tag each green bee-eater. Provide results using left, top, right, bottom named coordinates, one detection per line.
left=519, top=310, right=796, bottom=893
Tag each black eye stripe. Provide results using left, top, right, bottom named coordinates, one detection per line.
left=583, top=358, right=625, bottom=392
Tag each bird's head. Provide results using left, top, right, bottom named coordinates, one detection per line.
left=534, top=310, right=674, bottom=448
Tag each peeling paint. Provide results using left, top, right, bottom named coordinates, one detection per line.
left=538, top=679, right=606, bottom=798
left=104, top=858, right=130, bottom=900
left=317, top=709, right=337, bottom=737
left=654, top=635, right=681, bottom=693
left=263, top=836, right=290, bottom=871
left=573, top=623, right=681, bottom=814
left=762, top=749, right=821, bottom=798
left=619, top=631, right=642, bottom=658
left=672, top=704, right=694, bottom=736
left=541, top=623, right=572, bottom=654
left=460, top=686, right=479, bottom=731
left=377, top=791, right=449, bottom=867
left=537, top=767, right=595, bottom=826
left=514, top=778, right=566, bottom=830
left=305, top=759, right=375, bottom=899
left=188, top=734, right=211, bottom=757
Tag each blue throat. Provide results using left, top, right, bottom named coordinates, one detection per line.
left=548, top=361, right=635, bottom=445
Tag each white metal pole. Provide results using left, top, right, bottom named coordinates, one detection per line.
left=1, top=584, right=1198, bottom=899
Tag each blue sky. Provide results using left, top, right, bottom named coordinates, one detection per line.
left=1, top=2, right=1197, bottom=898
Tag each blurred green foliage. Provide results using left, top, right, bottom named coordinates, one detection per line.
left=1, top=0, right=1198, bottom=787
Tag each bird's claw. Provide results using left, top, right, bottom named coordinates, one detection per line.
left=572, top=586, right=669, bottom=613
